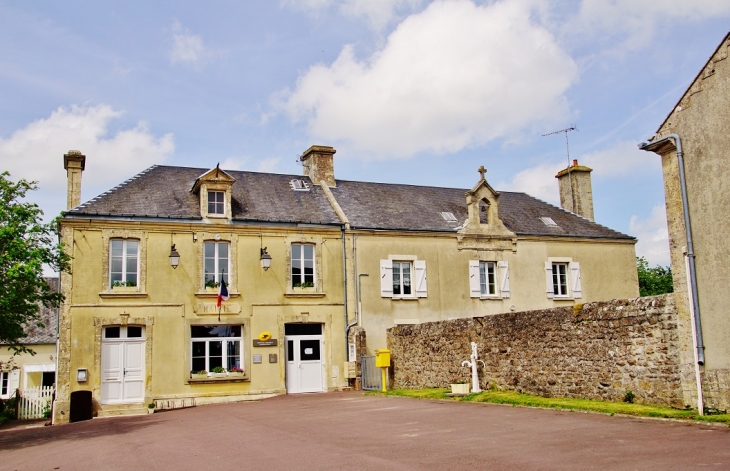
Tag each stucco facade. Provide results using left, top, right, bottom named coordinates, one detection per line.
left=53, top=144, right=638, bottom=422
left=640, top=32, right=730, bottom=411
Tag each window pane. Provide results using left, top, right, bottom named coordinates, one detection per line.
left=292, top=244, right=301, bottom=260
left=209, top=357, right=223, bottom=370
left=111, top=240, right=123, bottom=257
left=227, top=341, right=241, bottom=369
left=300, top=340, right=320, bottom=361
left=192, top=325, right=242, bottom=338
left=479, top=262, right=487, bottom=295
left=303, top=244, right=313, bottom=260
left=487, top=264, right=496, bottom=295
left=105, top=327, right=120, bottom=338
left=192, top=358, right=206, bottom=372
left=218, top=243, right=228, bottom=258
left=392, top=263, right=401, bottom=295
left=126, top=240, right=138, bottom=255
left=110, top=272, right=122, bottom=285
left=204, top=242, right=215, bottom=258
left=192, top=341, right=206, bottom=357
left=127, top=326, right=142, bottom=338
left=285, top=323, right=322, bottom=335
left=205, top=258, right=215, bottom=281
left=402, top=263, right=411, bottom=295
left=111, top=257, right=123, bottom=274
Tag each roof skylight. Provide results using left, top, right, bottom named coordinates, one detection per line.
left=440, top=212, right=458, bottom=222
left=290, top=179, right=311, bottom=191
left=540, top=216, right=558, bottom=227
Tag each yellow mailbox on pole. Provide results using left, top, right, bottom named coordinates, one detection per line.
left=375, top=349, right=390, bottom=392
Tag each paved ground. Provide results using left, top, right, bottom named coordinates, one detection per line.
left=1, top=391, right=729, bottom=470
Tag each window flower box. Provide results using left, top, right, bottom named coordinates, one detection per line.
left=450, top=382, right=470, bottom=395
left=227, top=371, right=245, bottom=378
left=191, top=371, right=208, bottom=379
left=112, top=285, right=138, bottom=293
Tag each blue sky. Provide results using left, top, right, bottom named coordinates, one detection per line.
left=1, top=0, right=729, bottom=267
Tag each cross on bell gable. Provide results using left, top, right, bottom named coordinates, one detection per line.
left=478, top=165, right=487, bottom=180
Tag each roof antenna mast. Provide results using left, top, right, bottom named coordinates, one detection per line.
left=542, top=125, right=578, bottom=211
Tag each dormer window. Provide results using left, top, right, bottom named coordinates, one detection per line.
left=290, top=179, right=310, bottom=191
left=192, top=164, right=235, bottom=221
left=208, top=191, right=225, bottom=214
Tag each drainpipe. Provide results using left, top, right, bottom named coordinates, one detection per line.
left=639, top=134, right=705, bottom=412
left=341, top=225, right=349, bottom=361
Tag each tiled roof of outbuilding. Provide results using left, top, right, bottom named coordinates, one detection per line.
left=65, top=165, right=633, bottom=240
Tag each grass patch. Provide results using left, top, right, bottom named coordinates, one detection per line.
left=370, top=388, right=730, bottom=426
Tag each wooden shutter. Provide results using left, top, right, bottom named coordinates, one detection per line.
left=498, top=261, right=510, bottom=298
left=469, top=260, right=481, bottom=298
left=545, top=261, right=554, bottom=299
left=380, top=259, right=393, bottom=298
left=9, top=369, right=19, bottom=392
left=570, top=261, right=582, bottom=299
left=414, top=260, right=428, bottom=298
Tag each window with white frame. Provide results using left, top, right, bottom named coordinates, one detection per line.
left=392, top=261, right=412, bottom=296
left=469, top=260, right=510, bottom=299
left=380, top=259, right=428, bottom=298
left=1, top=372, right=8, bottom=397
left=291, top=243, right=315, bottom=288
left=191, top=325, right=242, bottom=373
left=204, top=241, right=229, bottom=287
left=110, top=239, right=139, bottom=288
left=208, top=191, right=225, bottom=215
left=545, top=261, right=581, bottom=299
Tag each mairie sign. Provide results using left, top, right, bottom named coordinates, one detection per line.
left=193, top=303, right=241, bottom=315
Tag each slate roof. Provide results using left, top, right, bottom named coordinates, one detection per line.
left=4, top=278, right=59, bottom=345
left=66, top=165, right=633, bottom=240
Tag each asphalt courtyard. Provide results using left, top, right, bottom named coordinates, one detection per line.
left=1, top=391, right=729, bottom=470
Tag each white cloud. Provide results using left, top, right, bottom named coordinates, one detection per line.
left=277, top=0, right=577, bottom=159
left=568, top=0, right=730, bottom=52
left=282, top=0, right=424, bottom=30
left=630, top=205, right=670, bottom=266
left=0, top=104, right=174, bottom=220
left=169, top=21, right=209, bottom=68
left=496, top=161, right=564, bottom=205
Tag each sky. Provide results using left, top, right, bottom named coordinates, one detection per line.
left=1, top=0, right=729, bottom=268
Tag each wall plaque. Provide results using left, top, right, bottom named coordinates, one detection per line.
left=194, top=303, right=241, bottom=315
left=253, top=354, right=262, bottom=364
left=269, top=354, right=278, bottom=363
left=253, top=339, right=278, bottom=347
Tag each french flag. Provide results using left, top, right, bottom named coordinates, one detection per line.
left=217, top=278, right=230, bottom=307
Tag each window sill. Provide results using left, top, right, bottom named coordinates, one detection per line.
left=551, top=296, right=574, bottom=301
left=391, top=296, right=418, bottom=301
left=285, top=291, right=326, bottom=298
left=478, top=296, right=502, bottom=300
left=188, top=375, right=249, bottom=384
left=195, top=292, right=241, bottom=299
left=99, top=291, right=148, bottom=299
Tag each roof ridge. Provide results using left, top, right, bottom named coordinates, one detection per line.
left=73, top=165, right=159, bottom=211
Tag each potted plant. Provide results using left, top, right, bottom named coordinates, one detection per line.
left=147, top=402, right=156, bottom=414
left=191, top=370, right=208, bottom=379
left=228, top=366, right=244, bottom=377
left=450, top=378, right=470, bottom=395
left=211, top=366, right=227, bottom=378
left=112, top=280, right=137, bottom=292
left=205, top=279, right=220, bottom=293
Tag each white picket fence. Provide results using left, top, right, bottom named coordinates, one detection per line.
left=18, top=386, right=54, bottom=420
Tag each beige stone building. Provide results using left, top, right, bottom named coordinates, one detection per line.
left=0, top=278, right=59, bottom=398
left=640, top=31, right=730, bottom=412
left=53, top=145, right=638, bottom=423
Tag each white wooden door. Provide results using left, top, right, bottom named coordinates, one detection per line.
left=285, top=335, right=324, bottom=394
left=101, top=330, right=145, bottom=404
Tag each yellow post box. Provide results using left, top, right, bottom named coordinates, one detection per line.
left=375, top=349, right=390, bottom=368
left=375, top=349, right=390, bottom=392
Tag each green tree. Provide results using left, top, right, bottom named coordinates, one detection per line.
left=636, top=256, right=673, bottom=297
left=0, top=172, right=70, bottom=354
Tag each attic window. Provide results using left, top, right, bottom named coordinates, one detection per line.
left=440, top=212, right=457, bottom=222
left=290, top=179, right=311, bottom=191
left=540, top=217, right=558, bottom=227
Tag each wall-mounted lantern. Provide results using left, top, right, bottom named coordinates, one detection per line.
left=260, top=247, right=272, bottom=271
left=169, top=244, right=180, bottom=269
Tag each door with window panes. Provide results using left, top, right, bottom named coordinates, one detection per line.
left=285, top=323, right=324, bottom=393
left=101, top=326, right=145, bottom=404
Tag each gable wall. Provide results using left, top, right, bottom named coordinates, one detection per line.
left=656, top=34, right=730, bottom=410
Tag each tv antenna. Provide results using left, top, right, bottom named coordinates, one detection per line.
left=542, top=125, right=578, bottom=212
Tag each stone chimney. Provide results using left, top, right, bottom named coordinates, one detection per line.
left=300, top=145, right=336, bottom=187
left=555, top=159, right=594, bottom=221
left=63, top=150, right=86, bottom=210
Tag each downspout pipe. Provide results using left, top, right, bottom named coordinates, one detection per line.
left=639, top=134, right=705, bottom=366
left=341, top=225, right=349, bottom=361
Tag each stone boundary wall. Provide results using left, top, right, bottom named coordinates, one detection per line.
left=387, top=295, right=684, bottom=407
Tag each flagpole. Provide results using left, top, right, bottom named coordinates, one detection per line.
left=218, top=269, right=224, bottom=321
